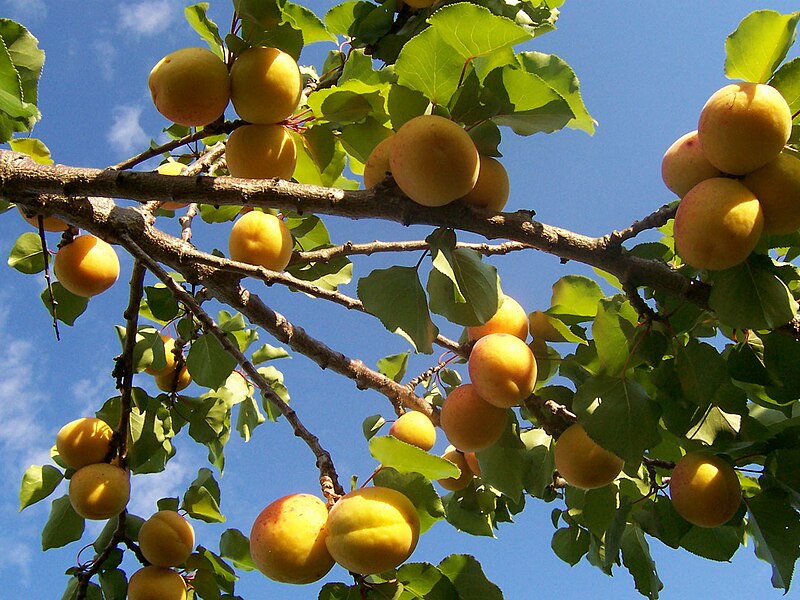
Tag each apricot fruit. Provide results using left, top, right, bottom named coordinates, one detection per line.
left=17, top=205, right=68, bottom=232
left=53, top=234, right=120, bottom=298
left=661, top=130, right=722, bottom=198
left=467, top=294, right=528, bottom=342
left=228, top=211, right=294, bottom=271
left=138, top=510, right=195, bottom=567
left=230, top=46, right=302, bottom=124
left=460, top=155, right=510, bottom=211
left=440, top=384, right=508, bottom=452
left=697, top=82, right=791, bottom=175
left=554, top=423, right=623, bottom=490
left=389, top=115, right=479, bottom=207
left=56, top=417, right=114, bottom=470
left=128, top=566, right=187, bottom=600
left=673, top=177, right=763, bottom=271
left=155, top=161, right=190, bottom=210
left=468, top=333, right=537, bottom=408
left=148, top=47, right=230, bottom=127
left=669, top=452, right=742, bottom=528
left=363, top=134, right=395, bottom=189
left=68, top=462, right=130, bottom=520
left=389, top=411, right=436, bottom=451
left=436, top=448, right=474, bottom=491
left=463, top=451, right=481, bottom=477
left=225, top=124, right=297, bottom=180
left=250, top=493, right=334, bottom=584
left=145, top=334, right=180, bottom=378
left=743, top=152, right=800, bottom=235
left=154, top=365, right=191, bottom=393
left=325, top=486, right=420, bottom=574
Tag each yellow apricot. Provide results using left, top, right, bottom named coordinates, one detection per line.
left=467, top=294, right=528, bottom=342
left=155, top=161, right=190, bottom=210
left=528, top=310, right=566, bottom=343
left=460, top=155, right=510, bottom=211
left=440, top=384, right=508, bottom=452
left=436, top=448, right=474, bottom=491
left=463, top=451, right=481, bottom=477
left=468, top=333, right=537, bottom=408
left=154, top=365, right=191, bottom=393
left=17, top=205, right=68, bottom=232
left=53, top=234, right=120, bottom=298
left=363, top=135, right=395, bottom=189
left=56, top=417, right=114, bottom=470
left=225, top=124, right=297, bottom=180
left=325, top=486, right=420, bottom=574
left=554, top=423, right=624, bottom=490
left=389, top=115, right=479, bottom=207
left=68, top=463, right=130, bottom=520
left=250, top=493, right=334, bottom=584
left=669, top=452, right=742, bottom=528
left=128, top=566, right=187, bottom=600
left=389, top=411, right=436, bottom=451
left=743, top=152, right=800, bottom=235
left=145, top=335, right=179, bottom=377
left=697, top=82, right=791, bottom=175
left=138, top=510, right=195, bottom=567
left=228, top=211, right=294, bottom=271
left=148, top=47, right=230, bottom=127
left=661, top=130, right=722, bottom=198
left=673, top=177, right=763, bottom=271
left=230, top=46, right=302, bottom=124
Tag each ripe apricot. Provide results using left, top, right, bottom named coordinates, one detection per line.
left=56, top=417, right=114, bottom=470
left=53, top=234, right=120, bottom=298
left=389, top=411, right=436, bottom=451
left=468, top=333, right=537, bottom=408
left=148, top=47, right=230, bottom=127
left=230, top=46, right=302, bottom=124
left=154, top=365, right=191, bottom=393
left=460, top=155, right=510, bottom=211
left=325, top=486, right=419, bottom=574
left=155, top=161, right=190, bottom=210
left=554, top=423, right=624, bottom=490
left=363, top=135, right=394, bottom=189
left=661, top=130, right=722, bottom=198
left=228, top=211, right=294, bottom=271
left=467, top=294, right=528, bottom=342
left=436, top=448, right=474, bottom=491
left=463, top=451, right=481, bottom=477
left=743, top=152, right=800, bottom=235
left=440, top=384, right=508, bottom=452
left=697, top=82, right=791, bottom=175
left=673, top=177, right=763, bottom=271
left=389, top=115, right=479, bottom=207
left=68, top=463, right=130, bottom=520
left=225, top=124, right=297, bottom=180
left=669, top=452, right=742, bottom=528
left=17, top=205, right=68, bottom=232
left=128, top=566, right=187, bottom=600
left=138, top=510, right=195, bottom=567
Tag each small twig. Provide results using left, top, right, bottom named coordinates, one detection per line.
left=642, top=456, right=676, bottom=470
left=522, top=394, right=576, bottom=437
left=606, top=203, right=678, bottom=246
left=622, top=280, right=664, bottom=323
left=35, top=215, right=61, bottom=341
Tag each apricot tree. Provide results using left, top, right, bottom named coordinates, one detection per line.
left=4, top=2, right=800, bottom=599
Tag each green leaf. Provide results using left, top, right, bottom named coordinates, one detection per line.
left=358, top=266, right=438, bottom=354
left=725, top=10, right=800, bottom=83
left=592, top=295, right=639, bottom=377
left=42, top=495, right=84, bottom=550
left=374, top=467, right=445, bottom=533
left=185, top=3, right=225, bottom=58
left=183, top=468, right=226, bottom=523
left=362, top=414, right=386, bottom=440
left=771, top=57, right=800, bottom=116
left=318, top=582, right=360, bottom=600
left=620, top=525, right=663, bottom=599
left=395, top=562, right=459, bottom=598
left=219, top=528, right=255, bottom=571
left=252, top=343, right=289, bottom=364
left=186, top=333, right=238, bottom=390
left=283, top=2, right=336, bottom=44
left=767, top=449, right=800, bottom=503
left=747, top=488, right=800, bottom=590
left=0, top=19, right=43, bottom=141
left=429, top=4, right=531, bottom=60
left=395, top=27, right=464, bottom=105
left=19, top=464, right=63, bottom=511
left=9, top=137, right=51, bottom=163
left=377, top=352, right=410, bottom=383
left=236, top=395, right=265, bottom=442
left=144, top=285, right=180, bottom=322
left=199, top=204, right=240, bottom=223
left=369, top=436, right=459, bottom=480
left=98, top=569, right=127, bottom=600
left=548, top=275, right=604, bottom=322
left=679, top=524, right=742, bottom=562
left=520, top=428, right=555, bottom=498
left=676, top=340, right=748, bottom=414
left=40, top=282, right=89, bottom=326
left=473, top=415, right=525, bottom=503
left=441, top=486, right=495, bottom=537
left=437, top=554, right=504, bottom=600
left=551, top=525, right=591, bottom=566
left=8, top=231, right=44, bottom=273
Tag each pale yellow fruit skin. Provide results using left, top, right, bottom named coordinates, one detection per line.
left=673, top=177, right=763, bottom=271
left=743, top=152, right=800, bottom=235
left=154, top=365, right=191, bottom=393
left=460, top=156, right=510, bottom=211
left=54, top=235, right=120, bottom=298
left=468, top=333, right=537, bottom=408
left=230, top=46, right=302, bottom=124
left=436, top=449, right=474, bottom=491
left=17, top=205, right=68, bottom=232
left=554, top=423, right=624, bottom=490
left=389, top=411, right=436, bottom=451
left=528, top=310, right=565, bottom=343
left=56, top=417, right=114, bottom=470
left=145, top=335, right=179, bottom=377
left=697, top=82, right=791, bottom=175
left=128, top=566, right=187, bottom=600
left=138, top=510, right=195, bottom=567
left=440, top=384, right=508, bottom=452
left=148, top=47, right=230, bottom=127
left=661, top=130, right=722, bottom=198
left=669, top=452, right=742, bottom=528
left=325, top=486, right=420, bottom=574
left=467, top=294, right=528, bottom=342
left=250, top=493, right=334, bottom=584
left=68, top=463, right=130, bottom=520
left=156, top=161, right=190, bottom=210
left=389, top=115, right=479, bottom=207
left=363, top=135, right=395, bottom=188
left=225, top=124, right=297, bottom=180
left=463, top=451, right=481, bottom=477
left=228, top=211, right=294, bottom=271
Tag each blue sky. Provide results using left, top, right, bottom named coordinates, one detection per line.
left=0, top=1, right=795, bottom=599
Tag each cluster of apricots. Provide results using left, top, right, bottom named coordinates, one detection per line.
left=662, top=81, right=798, bottom=271
left=146, top=333, right=192, bottom=393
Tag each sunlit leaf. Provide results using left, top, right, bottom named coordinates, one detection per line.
left=369, top=436, right=459, bottom=480
left=19, top=464, right=63, bottom=511
left=725, top=10, right=800, bottom=83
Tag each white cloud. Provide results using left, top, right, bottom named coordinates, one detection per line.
left=107, top=105, right=148, bottom=155
left=129, top=450, right=195, bottom=516
left=119, top=0, right=177, bottom=36
left=3, top=0, right=47, bottom=21
left=93, top=39, right=117, bottom=82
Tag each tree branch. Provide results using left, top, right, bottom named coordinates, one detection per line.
left=293, top=239, right=531, bottom=263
